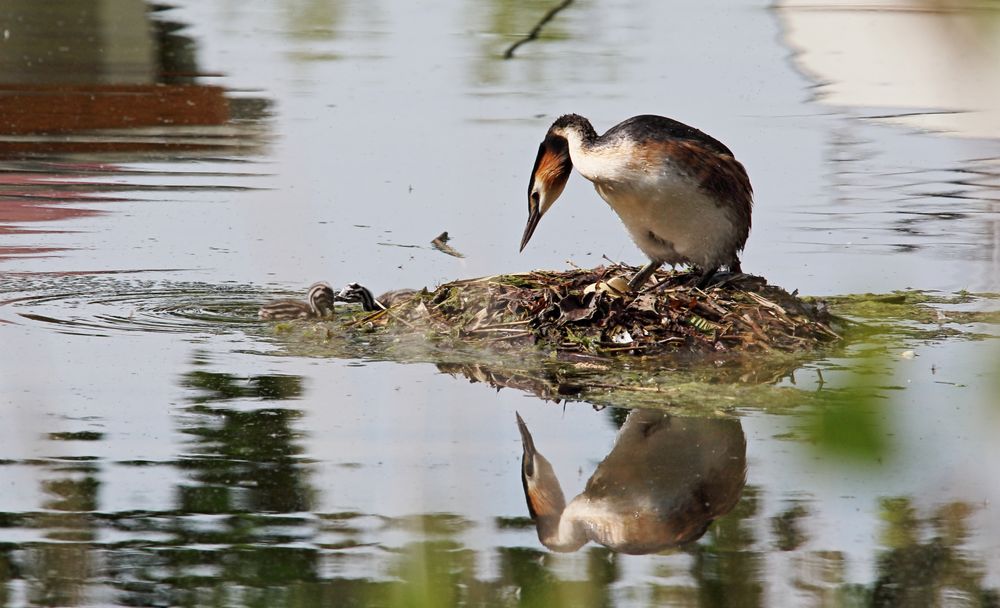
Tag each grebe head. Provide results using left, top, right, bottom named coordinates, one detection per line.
left=336, top=282, right=384, bottom=311
left=307, top=282, right=336, bottom=316
left=521, top=115, right=595, bottom=252
left=516, top=412, right=589, bottom=552
left=516, top=412, right=567, bottom=523
left=336, top=282, right=367, bottom=302
left=546, top=113, right=598, bottom=143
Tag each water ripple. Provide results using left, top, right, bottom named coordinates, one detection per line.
left=1, top=275, right=294, bottom=336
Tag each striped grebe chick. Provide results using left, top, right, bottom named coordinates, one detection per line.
left=337, top=282, right=417, bottom=311
left=521, top=114, right=753, bottom=290
left=258, top=282, right=336, bottom=320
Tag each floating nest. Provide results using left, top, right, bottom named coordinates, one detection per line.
left=349, top=264, right=841, bottom=355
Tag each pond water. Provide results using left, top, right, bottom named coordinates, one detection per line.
left=0, top=0, right=998, bottom=606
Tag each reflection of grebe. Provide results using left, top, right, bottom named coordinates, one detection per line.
left=516, top=410, right=746, bottom=554
left=258, top=282, right=336, bottom=320
left=336, top=282, right=417, bottom=311
left=521, top=114, right=753, bottom=290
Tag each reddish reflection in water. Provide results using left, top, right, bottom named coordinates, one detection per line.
left=0, top=0, right=233, bottom=157
left=0, top=84, right=229, bottom=135
left=0, top=0, right=268, bottom=264
left=0, top=168, right=114, bottom=261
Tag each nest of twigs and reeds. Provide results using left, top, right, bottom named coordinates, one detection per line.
left=348, top=264, right=841, bottom=355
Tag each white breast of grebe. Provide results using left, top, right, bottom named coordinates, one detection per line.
left=560, top=494, right=673, bottom=554
left=569, top=138, right=741, bottom=269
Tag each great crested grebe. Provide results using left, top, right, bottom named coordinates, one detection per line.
left=516, top=411, right=746, bottom=554
left=258, top=282, right=337, bottom=320
left=521, top=114, right=753, bottom=290
left=337, top=282, right=417, bottom=311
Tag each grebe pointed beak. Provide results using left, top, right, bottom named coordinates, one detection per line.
left=516, top=411, right=537, bottom=464
left=520, top=204, right=542, bottom=252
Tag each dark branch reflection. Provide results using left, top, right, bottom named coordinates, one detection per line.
left=517, top=409, right=747, bottom=554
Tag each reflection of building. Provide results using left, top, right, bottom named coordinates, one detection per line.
left=0, top=0, right=227, bottom=140
left=774, top=0, right=1000, bottom=138
left=774, top=0, right=1000, bottom=289
left=0, top=0, right=270, bottom=261
left=2, top=0, right=161, bottom=85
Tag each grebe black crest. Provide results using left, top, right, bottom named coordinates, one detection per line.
left=522, top=114, right=753, bottom=290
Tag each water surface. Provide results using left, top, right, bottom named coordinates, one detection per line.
left=1, top=0, right=998, bottom=606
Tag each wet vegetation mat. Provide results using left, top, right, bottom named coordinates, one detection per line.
left=263, top=268, right=997, bottom=411
left=346, top=264, right=841, bottom=356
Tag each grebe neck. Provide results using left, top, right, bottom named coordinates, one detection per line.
left=341, top=283, right=386, bottom=311
left=357, top=286, right=385, bottom=311
left=562, top=124, right=628, bottom=183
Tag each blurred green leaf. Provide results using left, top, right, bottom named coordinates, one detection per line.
left=806, top=353, right=893, bottom=462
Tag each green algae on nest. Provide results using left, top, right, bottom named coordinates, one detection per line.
left=813, top=290, right=1000, bottom=326
left=347, top=264, right=841, bottom=355
left=807, top=290, right=1000, bottom=344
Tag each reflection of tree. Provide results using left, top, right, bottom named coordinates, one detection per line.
left=495, top=546, right=615, bottom=607
left=871, top=498, right=996, bottom=607
left=104, top=365, right=324, bottom=606
left=178, top=404, right=313, bottom=513
left=177, top=370, right=314, bottom=514
left=182, top=369, right=304, bottom=403
left=502, top=0, right=574, bottom=60
left=792, top=550, right=848, bottom=607
left=30, top=462, right=100, bottom=606
left=6, top=399, right=996, bottom=607
left=772, top=502, right=810, bottom=552
left=151, top=9, right=199, bottom=85
left=282, top=0, right=344, bottom=41
left=0, top=552, right=12, bottom=606
left=690, top=486, right=763, bottom=608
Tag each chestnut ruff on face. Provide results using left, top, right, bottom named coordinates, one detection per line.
left=521, top=134, right=572, bottom=252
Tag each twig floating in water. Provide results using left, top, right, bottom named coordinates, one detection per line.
left=431, top=231, right=465, bottom=258
left=503, top=0, right=574, bottom=59
left=377, top=242, right=423, bottom=249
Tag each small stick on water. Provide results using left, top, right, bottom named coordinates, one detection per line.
left=503, top=0, right=574, bottom=59
left=431, top=231, right=465, bottom=258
